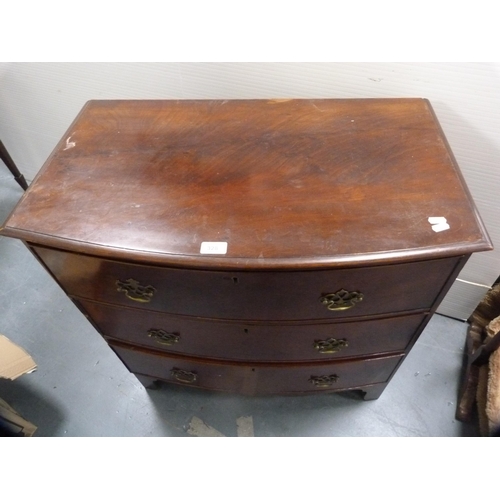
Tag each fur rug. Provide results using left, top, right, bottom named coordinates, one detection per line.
left=458, top=284, right=500, bottom=436
left=483, top=315, right=500, bottom=435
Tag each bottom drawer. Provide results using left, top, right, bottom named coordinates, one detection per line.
left=110, top=341, right=403, bottom=396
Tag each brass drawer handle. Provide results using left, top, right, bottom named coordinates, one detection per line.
left=148, top=328, right=180, bottom=346
left=320, top=289, right=363, bottom=311
left=170, top=367, right=197, bottom=384
left=116, top=278, right=156, bottom=303
left=309, top=374, right=339, bottom=388
left=314, top=338, right=348, bottom=354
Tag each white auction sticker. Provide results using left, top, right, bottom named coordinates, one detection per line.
left=428, top=216, right=450, bottom=232
left=200, top=242, right=228, bottom=255
left=428, top=217, right=447, bottom=225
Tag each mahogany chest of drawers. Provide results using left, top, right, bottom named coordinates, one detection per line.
left=1, top=99, right=492, bottom=400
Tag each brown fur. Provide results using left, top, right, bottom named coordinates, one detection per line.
left=457, top=285, right=500, bottom=434
left=485, top=314, right=500, bottom=435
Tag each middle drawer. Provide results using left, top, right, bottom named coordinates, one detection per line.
left=77, top=299, right=427, bottom=362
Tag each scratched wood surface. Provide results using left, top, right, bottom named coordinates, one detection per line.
left=1, top=99, right=492, bottom=269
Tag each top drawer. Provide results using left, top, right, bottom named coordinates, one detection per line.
left=32, top=246, right=461, bottom=320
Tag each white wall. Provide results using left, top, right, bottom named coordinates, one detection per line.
left=1, top=62, right=498, bottom=318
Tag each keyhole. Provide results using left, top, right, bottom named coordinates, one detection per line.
left=232, top=277, right=238, bottom=284
left=244, top=328, right=249, bottom=333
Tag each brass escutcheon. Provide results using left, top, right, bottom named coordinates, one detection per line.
left=170, top=367, right=197, bottom=384
left=313, top=338, right=349, bottom=354
left=148, top=328, right=180, bottom=346
left=320, top=289, right=364, bottom=311
left=116, top=278, right=156, bottom=303
left=309, top=374, right=339, bottom=388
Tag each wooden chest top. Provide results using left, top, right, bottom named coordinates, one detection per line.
left=1, top=99, right=492, bottom=269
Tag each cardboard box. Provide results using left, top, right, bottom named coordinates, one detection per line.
left=0, top=334, right=37, bottom=380
left=0, top=334, right=37, bottom=436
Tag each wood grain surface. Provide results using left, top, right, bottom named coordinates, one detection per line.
left=1, top=99, right=492, bottom=269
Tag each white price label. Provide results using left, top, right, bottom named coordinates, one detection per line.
left=428, top=216, right=450, bottom=232
left=200, top=242, right=228, bottom=255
